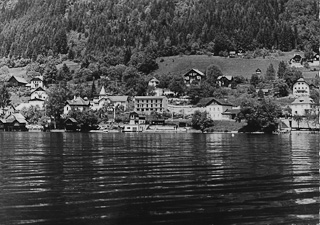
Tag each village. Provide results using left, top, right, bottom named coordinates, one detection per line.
left=0, top=51, right=319, bottom=133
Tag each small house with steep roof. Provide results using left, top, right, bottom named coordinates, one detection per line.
left=30, top=86, right=48, bottom=101
left=4, top=113, right=28, bottom=131
left=65, top=118, right=78, bottom=131
left=64, top=96, right=90, bottom=115
left=30, top=76, right=44, bottom=89
left=217, top=75, right=233, bottom=87
left=8, top=76, right=28, bottom=87
left=183, top=68, right=205, bottom=86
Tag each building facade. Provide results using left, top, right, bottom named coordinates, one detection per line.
left=134, top=96, right=168, bottom=115
left=292, top=78, right=310, bottom=97
left=183, top=68, right=205, bottom=86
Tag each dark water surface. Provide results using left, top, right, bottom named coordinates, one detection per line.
left=0, top=132, right=319, bottom=225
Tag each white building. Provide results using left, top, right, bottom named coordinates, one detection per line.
left=30, top=76, right=44, bottom=89
left=30, top=87, right=48, bottom=101
left=291, top=96, right=316, bottom=116
left=134, top=96, right=168, bottom=115
left=197, top=98, right=234, bottom=120
left=292, top=78, right=310, bottom=97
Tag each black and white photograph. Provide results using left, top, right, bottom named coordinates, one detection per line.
left=0, top=0, right=319, bottom=224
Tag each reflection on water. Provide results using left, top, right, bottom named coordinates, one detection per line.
left=0, top=132, right=319, bottom=225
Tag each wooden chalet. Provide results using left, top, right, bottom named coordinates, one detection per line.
left=8, top=76, right=28, bottom=87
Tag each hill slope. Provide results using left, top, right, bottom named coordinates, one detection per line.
left=155, top=53, right=296, bottom=78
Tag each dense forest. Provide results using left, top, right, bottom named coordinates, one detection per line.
left=0, top=0, right=320, bottom=60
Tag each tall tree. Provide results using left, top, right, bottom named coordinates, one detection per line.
left=265, top=63, right=276, bottom=81
left=0, top=84, right=10, bottom=116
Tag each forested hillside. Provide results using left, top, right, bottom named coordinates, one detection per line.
left=0, top=0, right=319, bottom=60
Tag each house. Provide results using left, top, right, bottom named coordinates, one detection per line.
left=65, top=118, right=78, bottom=131
left=290, top=54, right=302, bottom=64
left=30, top=76, right=44, bottom=89
left=255, top=68, right=262, bottom=75
left=183, top=68, right=205, bottom=86
left=134, top=96, right=168, bottom=115
left=64, top=96, right=90, bottom=115
left=7, top=76, right=28, bottom=87
left=123, top=112, right=146, bottom=132
left=197, top=98, right=234, bottom=120
left=217, top=75, right=233, bottom=87
left=129, top=112, right=146, bottom=125
left=4, top=113, right=28, bottom=131
left=291, top=96, right=316, bottom=116
left=292, top=78, right=310, bottom=97
left=229, top=51, right=236, bottom=58
left=30, top=87, right=48, bottom=101
left=148, top=77, right=160, bottom=87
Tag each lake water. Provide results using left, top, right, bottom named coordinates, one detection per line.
left=0, top=132, right=319, bottom=225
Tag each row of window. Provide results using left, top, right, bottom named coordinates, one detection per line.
left=136, top=100, right=163, bottom=103
left=136, top=104, right=163, bottom=108
left=136, top=108, right=163, bottom=112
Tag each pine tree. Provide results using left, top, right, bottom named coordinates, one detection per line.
left=266, top=63, right=276, bottom=81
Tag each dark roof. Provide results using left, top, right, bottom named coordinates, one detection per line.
left=222, top=108, right=241, bottom=115
left=8, top=76, right=28, bottom=84
left=197, top=98, right=233, bottom=107
left=31, top=86, right=46, bottom=93
left=184, top=68, right=205, bottom=76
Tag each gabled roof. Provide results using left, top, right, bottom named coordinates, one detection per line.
left=5, top=113, right=27, bottom=124
left=184, top=68, right=205, bottom=76
left=30, top=76, right=43, bottom=81
left=291, top=96, right=315, bottom=105
left=31, top=86, right=46, bottom=93
left=8, top=76, right=28, bottom=84
left=197, top=97, right=233, bottom=107
left=66, top=97, right=90, bottom=106
left=222, top=108, right=241, bottom=115
left=217, top=75, right=233, bottom=80
left=296, top=78, right=307, bottom=83
left=66, top=118, right=77, bottom=123
left=28, top=98, right=45, bottom=102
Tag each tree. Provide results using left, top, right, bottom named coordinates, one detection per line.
left=250, top=74, right=260, bottom=87
left=257, top=89, right=264, bottom=98
left=293, top=114, right=303, bottom=130
left=265, top=63, right=276, bottom=81
left=191, top=111, right=214, bottom=133
left=277, top=61, right=287, bottom=79
left=274, top=80, right=289, bottom=97
left=205, top=64, right=223, bottom=85
left=67, top=109, right=99, bottom=131
left=0, top=84, right=10, bottom=116
left=45, top=85, right=70, bottom=128
left=237, top=98, right=282, bottom=133
left=168, top=76, right=186, bottom=97
left=21, top=105, right=43, bottom=124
